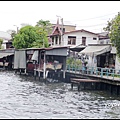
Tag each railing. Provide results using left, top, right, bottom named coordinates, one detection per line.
left=66, top=64, right=120, bottom=80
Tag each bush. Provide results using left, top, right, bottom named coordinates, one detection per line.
left=66, top=57, right=82, bottom=66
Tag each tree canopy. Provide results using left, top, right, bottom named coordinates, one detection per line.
left=36, top=19, right=52, bottom=35
left=10, top=30, right=16, bottom=40
left=13, top=25, right=49, bottom=49
left=103, top=12, right=120, bottom=57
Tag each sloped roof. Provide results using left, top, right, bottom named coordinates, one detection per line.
left=79, top=44, right=112, bottom=56
left=50, top=18, right=62, bottom=36
left=64, top=29, right=100, bottom=36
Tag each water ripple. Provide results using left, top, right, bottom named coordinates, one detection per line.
left=0, top=71, right=119, bottom=118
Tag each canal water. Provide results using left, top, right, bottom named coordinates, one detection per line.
left=0, top=71, right=120, bottom=119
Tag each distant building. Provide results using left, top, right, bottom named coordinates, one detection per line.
left=0, top=31, right=12, bottom=49
left=50, top=19, right=76, bottom=32
left=97, top=32, right=110, bottom=44
left=48, top=19, right=76, bottom=46
left=48, top=19, right=103, bottom=47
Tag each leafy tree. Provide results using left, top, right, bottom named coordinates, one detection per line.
left=13, top=25, right=49, bottom=49
left=36, top=19, right=52, bottom=35
left=11, top=30, right=16, bottom=40
left=6, top=29, right=16, bottom=41
left=103, top=12, right=120, bottom=57
left=32, top=26, right=49, bottom=48
left=0, top=38, right=3, bottom=49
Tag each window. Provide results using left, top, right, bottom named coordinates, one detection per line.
left=100, top=41, right=104, bottom=44
left=52, top=37, right=54, bottom=45
left=106, top=40, right=110, bottom=44
left=55, top=36, right=58, bottom=44
left=82, top=37, right=86, bottom=46
left=93, top=37, right=97, bottom=40
left=68, top=36, right=76, bottom=45
left=60, top=28, right=65, bottom=33
left=59, top=36, right=61, bottom=44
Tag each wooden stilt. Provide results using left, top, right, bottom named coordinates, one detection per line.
left=95, top=82, right=97, bottom=90
left=116, top=86, right=119, bottom=96
left=34, top=69, right=36, bottom=80
left=90, top=82, right=93, bottom=90
left=100, top=83, right=102, bottom=90
left=78, top=83, right=80, bottom=91
left=20, top=69, right=21, bottom=75
left=38, top=71, right=40, bottom=80
left=83, top=82, right=86, bottom=90
left=105, top=83, right=107, bottom=91
left=110, top=84, right=112, bottom=95
left=71, top=83, right=73, bottom=90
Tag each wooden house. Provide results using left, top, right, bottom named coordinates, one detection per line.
left=13, top=46, right=68, bottom=79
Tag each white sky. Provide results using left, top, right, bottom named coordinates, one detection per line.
left=0, top=1, right=120, bottom=33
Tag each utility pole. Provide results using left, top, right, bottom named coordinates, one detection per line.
left=13, top=25, right=19, bottom=33
left=17, top=26, right=19, bottom=33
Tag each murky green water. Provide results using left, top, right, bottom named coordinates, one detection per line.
left=0, top=71, right=120, bottom=119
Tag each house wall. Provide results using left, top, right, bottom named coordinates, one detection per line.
left=0, top=31, right=11, bottom=49
left=63, top=31, right=99, bottom=47
left=98, top=39, right=110, bottom=44
left=2, top=39, right=8, bottom=49
left=52, top=24, right=76, bottom=32
left=2, top=44, right=6, bottom=49
left=62, top=25, right=76, bottom=32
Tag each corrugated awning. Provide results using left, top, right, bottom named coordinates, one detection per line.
left=79, top=44, right=112, bottom=56
left=0, top=53, right=14, bottom=59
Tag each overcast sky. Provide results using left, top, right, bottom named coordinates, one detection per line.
left=0, top=1, right=120, bottom=33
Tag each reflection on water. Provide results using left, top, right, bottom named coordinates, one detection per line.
left=0, top=71, right=120, bottom=118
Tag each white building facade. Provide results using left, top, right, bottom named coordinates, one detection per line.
left=62, top=29, right=100, bottom=47
left=0, top=31, right=11, bottom=49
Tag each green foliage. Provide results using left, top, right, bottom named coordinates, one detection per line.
left=103, top=12, right=120, bottom=57
left=0, top=38, right=3, bottom=49
left=32, top=26, right=49, bottom=48
left=10, top=30, right=16, bottom=40
left=66, top=57, right=82, bottom=66
left=13, top=25, right=49, bottom=49
left=36, top=19, right=52, bottom=35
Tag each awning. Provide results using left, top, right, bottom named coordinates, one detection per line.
left=79, top=44, right=112, bottom=56
left=70, top=45, right=86, bottom=52
left=0, top=53, right=14, bottom=59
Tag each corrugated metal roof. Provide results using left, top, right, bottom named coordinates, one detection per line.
left=79, top=44, right=111, bottom=56
left=0, top=53, right=14, bottom=59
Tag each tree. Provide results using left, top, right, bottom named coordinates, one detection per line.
left=0, top=38, right=3, bottom=49
left=11, top=30, right=16, bottom=40
left=36, top=19, right=52, bottom=35
left=103, top=12, right=120, bottom=57
left=32, top=26, right=49, bottom=48
left=13, top=25, right=49, bottom=49
left=7, top=29, right=16, bottom=41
